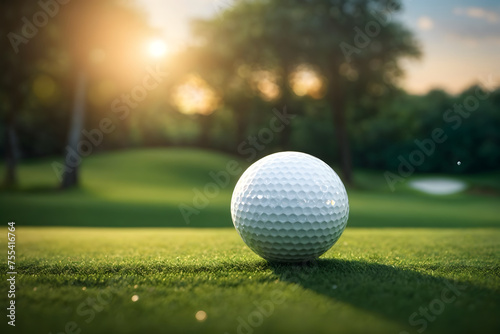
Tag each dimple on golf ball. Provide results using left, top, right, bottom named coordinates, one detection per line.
left=231, top=151, right=349, bottom=262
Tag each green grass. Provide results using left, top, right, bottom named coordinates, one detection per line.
left=0, top=148, right=499, bottom=333
left=1, top=228, right=499, bottom=334
left=0, top=148, right=499, bottom=228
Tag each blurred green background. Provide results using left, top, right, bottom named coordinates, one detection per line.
left=1, top=0, right=499, bottom=192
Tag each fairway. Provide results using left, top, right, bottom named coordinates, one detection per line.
left=1, top=149, right=499, bottom=334
left=1, top=149, right=499, bottom=228
left=2, top=228, right=499, bottom=334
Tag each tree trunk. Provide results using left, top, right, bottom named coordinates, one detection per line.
left=61, top=70, right=87, bottom=189
left=3, top=116, right=20, bottom=188
left=331, top=93, right=353, bottom=185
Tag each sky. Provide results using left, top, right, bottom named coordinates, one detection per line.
left=137, top=0, right=500, bottom=95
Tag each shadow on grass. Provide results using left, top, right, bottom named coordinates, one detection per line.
left=269, top=259, right=500, bottom=333
left=15, top=258, right=499, bottom=333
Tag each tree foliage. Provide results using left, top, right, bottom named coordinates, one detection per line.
left=188, top=0, right=421, bottom=183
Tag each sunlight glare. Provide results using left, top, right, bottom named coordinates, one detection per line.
left=148, top=39, right=167, bottom=58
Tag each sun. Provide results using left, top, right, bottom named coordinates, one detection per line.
left=148, top=39, right=167, bottom=58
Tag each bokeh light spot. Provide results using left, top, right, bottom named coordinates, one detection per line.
left=195, top=310, right=207, bottom=321
left=172, top=75, right=220, bottom=115
left=251, top=70, right=280, bottom=101
left=289, top=65, right=325, bottom=99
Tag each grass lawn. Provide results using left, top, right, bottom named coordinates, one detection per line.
left=2, top=228, right=499, bottom=334
left=0, top=148, right=499, bottom=228
left=1, top=148, right=499, bottom=333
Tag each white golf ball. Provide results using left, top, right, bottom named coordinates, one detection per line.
left=231, top=151, right=349, bottom=262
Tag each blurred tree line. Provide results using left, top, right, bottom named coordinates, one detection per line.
left=1, top=0, right=499, bottom=189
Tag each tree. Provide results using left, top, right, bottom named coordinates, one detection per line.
left=54, top=0, right=154, bottom=188
left=190, top=0, right=420, bottom=184
left=0, top=0, right=49, bottom=188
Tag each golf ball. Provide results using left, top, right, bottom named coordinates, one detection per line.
left=231, top=151, right=349, bottom=262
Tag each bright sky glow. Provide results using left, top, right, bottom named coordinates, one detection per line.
left=138, top=0, right=500, bottom=94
